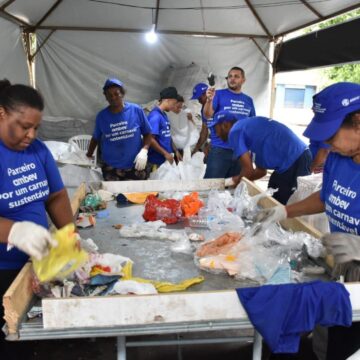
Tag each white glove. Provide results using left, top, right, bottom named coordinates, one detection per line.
left=134, top=148, right=148, bottom=171
left=8, top=221, right=57, bottom=260
left=224, top=177, right=235, bottom=187
left=253, top=205, right=287, bottom=227
left=322, top=232, right=360, bottom=264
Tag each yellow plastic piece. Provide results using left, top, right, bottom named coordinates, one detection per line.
left=32, top=224, right=89, bottom=283
left=122, top=192, right=158, bottom=204
left=121, top=261, right=204, bottom=293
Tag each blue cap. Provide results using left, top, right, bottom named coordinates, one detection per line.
left=303, top=82, right=360, bottom=141
left=103, top=78, right=124, bottom=91
left=190, top=83, right=208, bottom=100
left=209, top=110, right=238, bottom=128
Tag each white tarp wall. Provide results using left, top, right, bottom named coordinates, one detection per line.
left=0, top=17, right=29, bottom=85
left=35, top=30, right=270, bottom=124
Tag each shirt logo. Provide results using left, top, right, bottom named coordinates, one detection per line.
left=342, top=98, right=350, bottom=106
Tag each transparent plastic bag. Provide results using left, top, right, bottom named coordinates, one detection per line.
left=231, top=182, right=278, bottom=219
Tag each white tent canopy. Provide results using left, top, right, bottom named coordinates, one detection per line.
left=0, top=0, right=359, bottom=139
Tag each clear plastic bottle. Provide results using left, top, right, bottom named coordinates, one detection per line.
left=188, top=215, right=215, bottom=228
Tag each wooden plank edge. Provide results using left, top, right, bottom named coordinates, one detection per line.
left=3, top=182, right=87, bottom=337
left=42, top=290, right=247, bottom=329
left=42, top=283, right=360, bottom=329
left=102, top=179, right=225, bottom=193
left=70, top=182, right=86, bottom=216
left=3, top=263, right=33, bottom=338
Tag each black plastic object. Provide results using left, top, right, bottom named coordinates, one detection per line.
left=207, top=73, right=215, bottom=87
left=116, top=193, right=128, bottom=204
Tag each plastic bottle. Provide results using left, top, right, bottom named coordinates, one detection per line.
left=188, top=215, right=215, bottom=228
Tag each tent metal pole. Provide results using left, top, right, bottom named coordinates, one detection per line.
left=22, top=30, right=36, bottom=87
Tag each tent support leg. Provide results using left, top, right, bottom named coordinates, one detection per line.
left=117, top=336, right=127, bottom=360
left=252, top=330, right=262, bottom=360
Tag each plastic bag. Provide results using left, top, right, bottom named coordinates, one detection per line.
left=149, top=161, right=180, bottom=181
left=149, top=147, right=206, bottom=181
left=287, top=174, right=329, bottom=233
left=32, top=224, right=89, bottom=283
left=143, top=195, right=182, bottom=224
left=169, top=110, right=199, bottom=149
left=231, top=182, right=278, bottom=219
left=119, top=221, right=188, bottom=242
left=198, top=190, right=244, bottom=232
left=180, top=192, right=204, bottom=217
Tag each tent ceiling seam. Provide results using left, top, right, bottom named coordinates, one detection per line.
left=0, top=0, right=16, bottom=11
left=154, top=0, right=160, bottom=31
left=33, top=0, right=63, bottom=31
left=275, top=3, right=360, bottom=37
left=0, top=8, right=29, bottom=26
left=299, top=0, right=323, bottom=19
left=250, top=37, right=272, bottom=65
left=244, top=0, right=273, bottom=39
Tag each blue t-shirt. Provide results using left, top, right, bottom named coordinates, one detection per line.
left=309, top=140, right=331, bottom=159
left=228, top=116, right=307, bottom=173
left=209, top=89, right=256, bottom=149
left=148, top=107, right=172, bottom=165
left=0, top=139, right=64, bottom=270
left=93, top=102, right=151, bottom=169
left=201, top=107, right=229, bottom=149
left=321, top=152, right=360, bottom=235
left=237, top=281, right=351, bottom=353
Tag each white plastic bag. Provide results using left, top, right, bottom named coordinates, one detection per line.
left=287, top=174, right=329, bottom=233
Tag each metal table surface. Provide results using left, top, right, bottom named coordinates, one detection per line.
left=19, top=196, right=262, bottom=337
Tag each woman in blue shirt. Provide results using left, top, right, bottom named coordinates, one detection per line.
left=257, top=82, right=360, bottom=359
left=87, top=78, right=152, bottom=181
left=0, top=79, right=74, bottom=357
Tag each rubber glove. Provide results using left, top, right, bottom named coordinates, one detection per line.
left=8, top=221, right=57, bottom=260
left=134, top=148, right=148, bottom=171
left=253, top=205, right=287, bottom=227
left=322, top=232, right=360, bottom=264
left=224, top=177, right=235, bottom=187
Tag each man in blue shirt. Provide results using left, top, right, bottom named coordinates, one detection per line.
left=212, top=111, right=311, bottom=204
left=147, top=87, right=182, bottom=172
left=87, top=78, right=152, bottom=180
left=202, top=67, right=256, bottom=179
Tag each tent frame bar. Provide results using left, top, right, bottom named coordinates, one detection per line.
left=244, top=0, right=272, bottom=39
left=34, top=25, right=269, bottom=39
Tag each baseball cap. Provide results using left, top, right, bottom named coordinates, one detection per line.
left=303, top=82, right=360, bottom=141
left=103, top=78, right=124, bottom=91
left=159, top=87, right=178, bottom=100
left=190, top=83, right=208, bottom=100
left=209, top=110, right=238, bottom=128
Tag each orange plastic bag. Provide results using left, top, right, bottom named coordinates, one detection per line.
left=180, top=192, right=204, bottom=217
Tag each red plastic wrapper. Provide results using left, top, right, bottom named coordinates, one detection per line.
left=143, top=195, right=182, bottom=224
